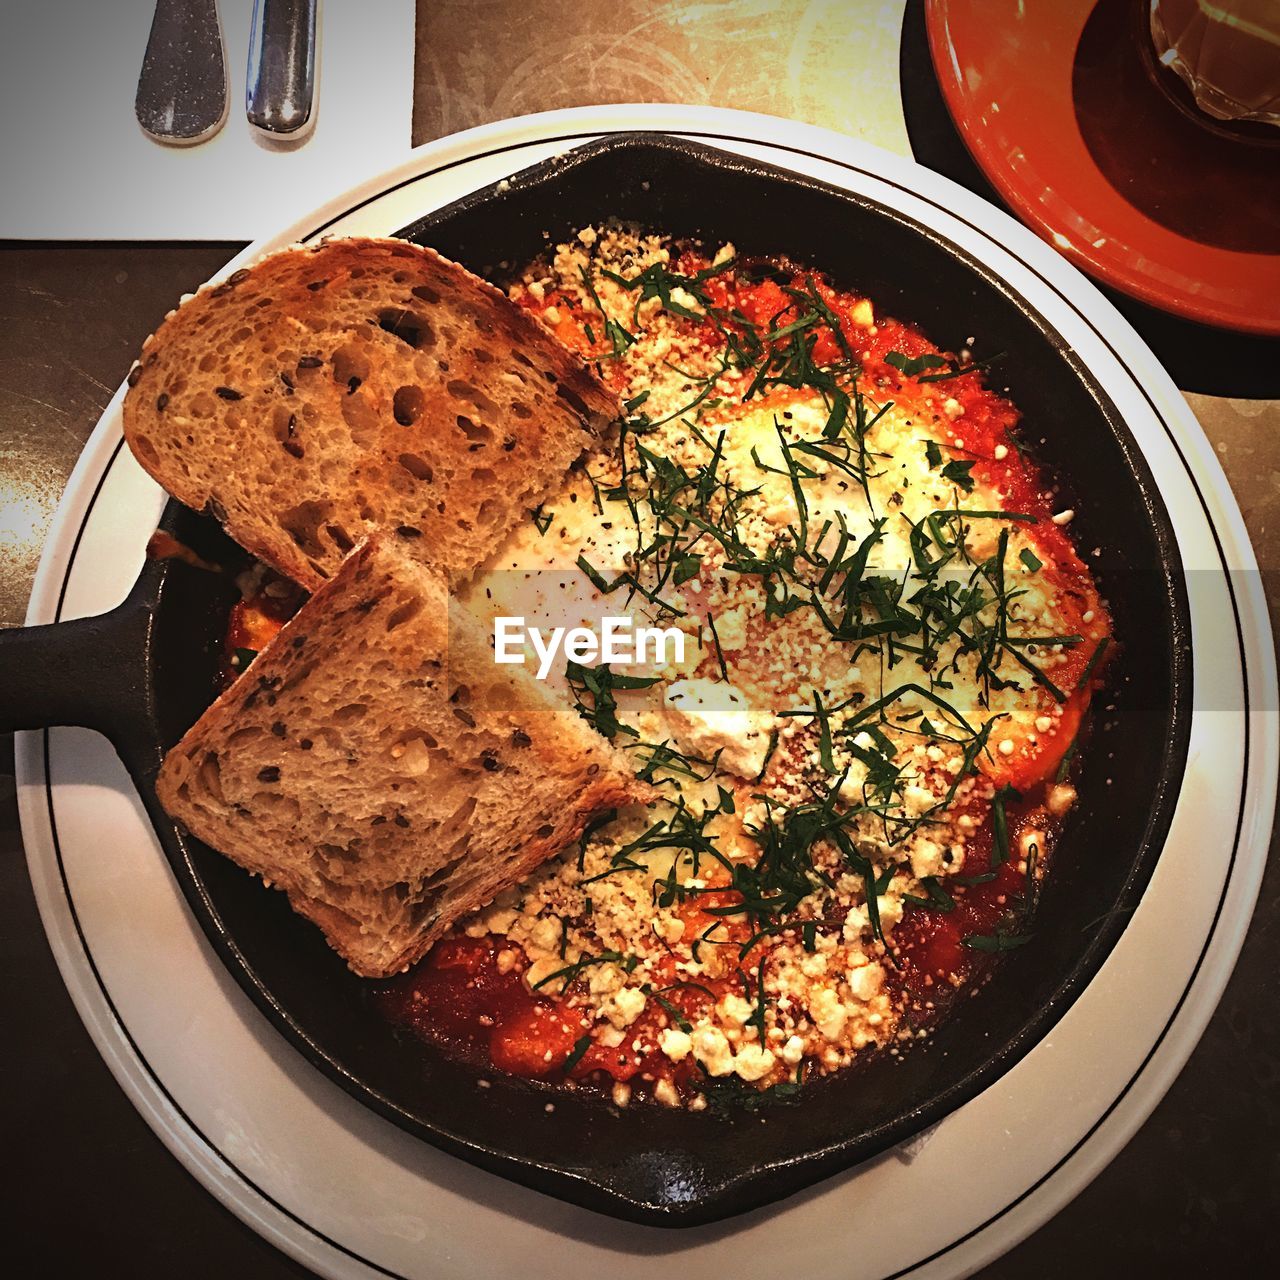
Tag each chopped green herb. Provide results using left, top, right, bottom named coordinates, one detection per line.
left=561, top=1034, right=592, bottom=1075
left=961, top=931, right=1033, bottom=952
left=885, top=350, right=948, bottom=378
left=1074, top=636, right=1110, bottom=693
left=991, top=784, right=1020, bottom=867
left=940, top=459, right=976, bottom=492
left=904, top=876, right=957, bottom=913
left=532, top=948, right=637, bottom=991
left=565, top=660, right=661, bottom=740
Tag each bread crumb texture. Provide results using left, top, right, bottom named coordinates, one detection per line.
left=157, top=534, right=645, bottom=978
left=123, top=238, right=617, bottom=591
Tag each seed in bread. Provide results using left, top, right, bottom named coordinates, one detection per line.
left=123, top=237, right=618, bottom=592
left=155, top=532, right=649, bottom=978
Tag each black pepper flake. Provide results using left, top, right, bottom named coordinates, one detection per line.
left=279, top=371, right=295, bottom=391
left=394, top=813, right=410, bottom=828
left=215, top=386, right=243, bottom=401
left=511, top=729, right=532, bottom=748
left=257, top=766, right=281, bottom=783
left=156, top=392, right=169, bottom=412
left=453, top=708, right=476, bottom=728
left=298, top=355, right=323, bottom=369
left=271, top=722, right=286, bottom=737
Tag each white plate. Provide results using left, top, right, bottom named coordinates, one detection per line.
left=17, top=105, right=1278, bottom=1280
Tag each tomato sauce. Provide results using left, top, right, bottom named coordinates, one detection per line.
left=220, top=587, right=300, bottom=686
left=231, top=247, right=1109, bottom=1104
left=373, top=789, right=1055, bottom=1101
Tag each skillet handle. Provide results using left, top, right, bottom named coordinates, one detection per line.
left=0, top=592, right=155, bottom=739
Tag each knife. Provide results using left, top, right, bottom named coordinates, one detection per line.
left=246, top=0, right=318, bottom=139
left=135, top=0, right=229, bottom=145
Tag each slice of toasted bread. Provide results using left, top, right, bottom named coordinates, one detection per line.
left=123, top=237, right=616, bottom=592
left=156, top=533, right=647, bottom=978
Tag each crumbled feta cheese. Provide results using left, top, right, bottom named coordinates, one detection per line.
left=848, top=962, right=884, bottom=1002
left=690, top=1026, right=735, bottom=1076
left=719, top=993, right=755, bottom=1027
left=658, top=1027, right=693, bottom=1062
left=809, top=988, right=848, bottom=1042
left=663, top=678, right=771, bottom=778
left=1047, top=783, right=1077, bottom=816
left=602, top=986, right=646, bottom=1029
left=654, top=1077, right=681, bottom=1107
left=733, top=1043, right=776, bottom=1082
left=714, top=605, right=748, bottom=651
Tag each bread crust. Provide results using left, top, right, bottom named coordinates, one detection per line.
left=123, top=237, right=618, bottom=592
left=156, top=534, right=648, bottom=978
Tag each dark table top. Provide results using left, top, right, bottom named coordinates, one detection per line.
left=3, top=2, right=1278, bottom=1274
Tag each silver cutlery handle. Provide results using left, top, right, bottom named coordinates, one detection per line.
left=135, top=0, right=228, bottom=145
left=246, top=0, right=318, bottom=136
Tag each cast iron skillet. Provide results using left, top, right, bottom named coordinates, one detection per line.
left=0, top=135, right=1191, bottom=1227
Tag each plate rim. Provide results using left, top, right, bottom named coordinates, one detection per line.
left=16, top=103, right=1279, bottom=1279
left=130, top=128, right=1195, bottom=1225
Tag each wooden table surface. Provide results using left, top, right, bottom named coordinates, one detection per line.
left=2, top=1, right=1277, bottom=1274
